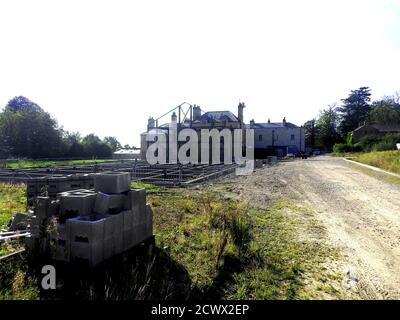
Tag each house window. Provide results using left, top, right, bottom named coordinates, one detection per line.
left=258, top=135, right=263, bottom=141
left=291, top=134, right=295, bottom=141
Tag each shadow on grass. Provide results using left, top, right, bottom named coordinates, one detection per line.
left=22, top=240, right=192, bottom=300
left=190, top=253, right=248, bottom=300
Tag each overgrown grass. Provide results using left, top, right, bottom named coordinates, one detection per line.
left=353, top=150, right=400, bottom=175
left=131, top=181, right=163, bottom=194
left=1, top=159, right=116, bottom=169
left=224, top=200, right=343, bottom=299
left=0, top=254, right=39, bottom=300
left=0, top=183, right=26, bottom=229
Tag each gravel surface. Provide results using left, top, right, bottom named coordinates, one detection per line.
left=213, top=155, right=400, bottom=299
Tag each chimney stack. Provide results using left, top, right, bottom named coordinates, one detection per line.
left=268, top=118, right=271, bottom=124
left=171, top=111, right=177, bottom=123
left=147, top=117, right=155, bottom=130
left=283, top=117, right=286, bottom=126
left=193, top=105, right=201, bottom=121
left=238, top=102, right=245, bottom=123
left=250, top=119, right=255, bottom=129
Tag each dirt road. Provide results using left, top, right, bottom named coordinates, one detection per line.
left=225, top=155, right=400, bottom=299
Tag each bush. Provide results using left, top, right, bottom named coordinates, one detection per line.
left=356, top=133, right=400, bottom=152
left=356, top=134, right=383, bottom=152
left=333, top=143, right=362, bottom=154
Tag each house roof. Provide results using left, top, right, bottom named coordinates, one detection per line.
left=354, top=124, right=400, bottom=133
left=245, top=122, right=299, bottom=129
left=200, top=111, right=239, bottom=122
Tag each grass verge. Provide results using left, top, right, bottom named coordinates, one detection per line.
left=352, top=150, right=400, bottom=175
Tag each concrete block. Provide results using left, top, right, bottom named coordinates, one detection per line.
left=8, top=213, right=29, bottom=231
left=94, top=192, right=110, bottom=215
left=122, top=210, right=133, bottom=231
left=60, top=193, right=97, bottom=218
left=103, top=213, right=124, bottom=238
left=145, top=204, right=154, bottom=237
left=68, top=215, right=105, bottom=243
left=69, top=216, right=106, bottom=266
left=102, top=213, right=123, bottom=258
left=125, top=189, right=146, bottom=216
left=103, top=237, right=114, bottom=260
left=35, top=197, right=51, bottom=219
left=70, top=241, right=103, bottom=267
left=108, top=194, right=126, bottom=213
left=49, top=223, right=70, bottom=262
left=94, top=172, right=131, bottom=194
left=48, top=200, right=60, bottom=217
left=104, top=213, right=124, bottom=254
left=123, top=228, right=135, bottom=251
left=30, top=216, right=43, bottom=237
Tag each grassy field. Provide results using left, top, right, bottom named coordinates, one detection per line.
left=0, top=183, right=26, bottom=230
left=0, top=181, right=345, bottom=300
left=352, top=150, right=400, bottom=175
left=1, top=159, right=116, bottom=169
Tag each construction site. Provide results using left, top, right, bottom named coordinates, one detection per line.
left=0, top=160, right=239, bottom=187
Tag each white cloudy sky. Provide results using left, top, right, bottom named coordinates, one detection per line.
left=1, top=0, right=399, bottom=147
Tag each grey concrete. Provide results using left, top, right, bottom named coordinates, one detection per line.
left=126, top=189, right=146, bottom=216
left=60, top=193, right=97, bottom=217
left=93, top=192, right=110, bottom=215
left=145, top=205, right=153, bottom=237
left=49, top=223, right=70, bottom=262
left=70, top=241, right=104, bottom=267
left=93, top=191, right=128, bottom=215
left=68, top=215, right=105, bottom=243
left=24, top=171, right=153, bottom=266
left=69, top=215, right=106, bottom=266
left=35, top=197, right=51, bottom=219
left=8, top=213, right=29, bottom=231
left=94, top=172, right=131, bottom=194
left=103, top=213, right=124, bottom=257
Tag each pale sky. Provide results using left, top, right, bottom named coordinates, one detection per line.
left=1, top=0, right=399, bottom=147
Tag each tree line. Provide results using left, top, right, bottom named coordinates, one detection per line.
left=303, top=87, right=400, bottom=152
left=0, top=96, right=128, bottom=159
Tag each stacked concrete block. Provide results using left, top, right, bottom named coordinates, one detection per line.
left=94, top=192, right=125, bottom=215
left=68, top=216, right=105, bottom=267
left=34, top=197, right=51, bottom=220
left=49, top=223, right=70, bottom=262
left=25, top=171, right=154, bottom=267
left=8, top=213, right=29, bottom=231
left=124, top=188, right=146, bottom=212
left=145, top=205, right=153, bottom=238
left=122, top=210, right=135, bottom=251
left=94, top=172, right=131, bottom=194
left=103, top=213, right=124, bottom=258
left=27, top=174, right=95, bottom=203
left=59, top=192, right=97, bottom=218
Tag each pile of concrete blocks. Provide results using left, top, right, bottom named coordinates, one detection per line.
left=27, top=174, right=94, bottom=204
left=26, top=172, right=153, bottom=267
